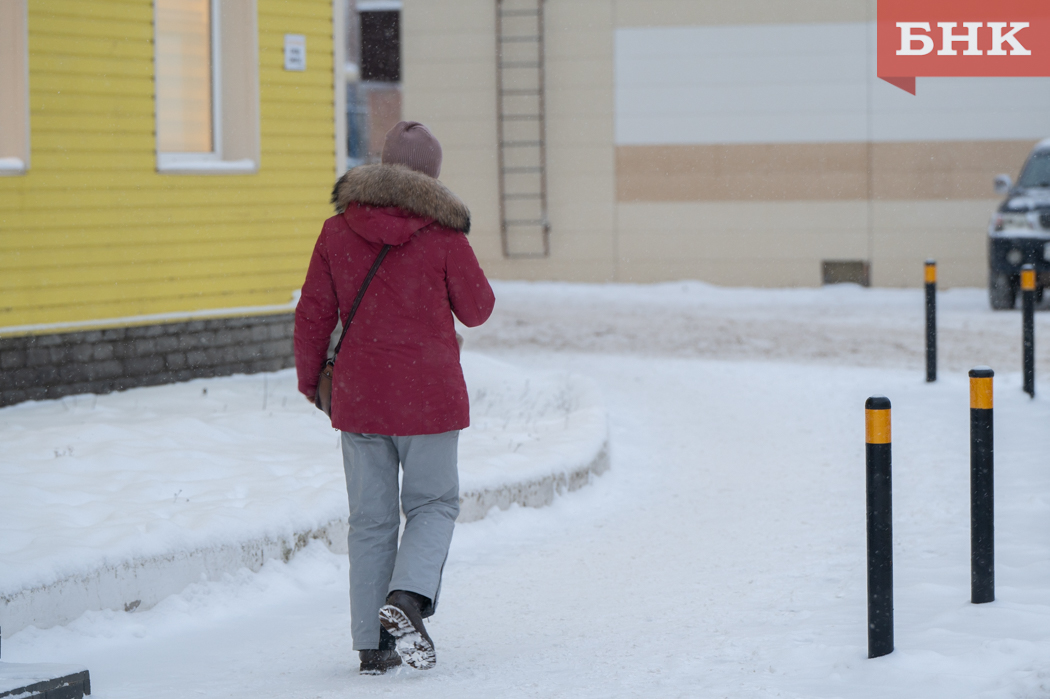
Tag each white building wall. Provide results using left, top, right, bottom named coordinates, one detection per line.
left=403, top=0, right=1044, bottom=288
left=616, top=24, right=1050, bottom=146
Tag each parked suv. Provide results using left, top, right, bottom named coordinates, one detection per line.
left=988, top=138, right=1050, bottom=309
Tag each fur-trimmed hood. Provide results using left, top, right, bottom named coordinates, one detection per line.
left=331, top=163, right=471, bottom=233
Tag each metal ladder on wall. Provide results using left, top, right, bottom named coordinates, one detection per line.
left=496, top=0, right=549, bottom=258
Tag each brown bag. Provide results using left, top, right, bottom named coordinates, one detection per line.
left=314, top=245, right=391, bottom=418
left=314, top=359, right=336, bottom=416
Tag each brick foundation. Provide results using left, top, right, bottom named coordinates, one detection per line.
left=0, top=314, right=295, bottom=408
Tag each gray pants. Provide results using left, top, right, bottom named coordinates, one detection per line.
left=341, top=430, right=460, bottom=650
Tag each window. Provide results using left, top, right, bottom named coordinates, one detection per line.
left=0, top=0, right=29, bottom=175
left=154, top=0, right=260, bottom=174
left=349, top=2, right=402, bottom=163
left=360, top=7, right=400, bottom=82
left=156, top=0, right=214, bottom=154
left=1018, top=151, right=1050, bottom=188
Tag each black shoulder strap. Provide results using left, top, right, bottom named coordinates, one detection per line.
left=331, top=244, right=391, bottom=360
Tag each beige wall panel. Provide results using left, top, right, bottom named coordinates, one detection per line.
left=617, top=201, right=870, bottom=285
left=417, top=118, right=498, bottom=149
left=545, top=58, right=613, bottom=91
left=546, top=88, right=614, bottom=119
left=545, top=0, right=613, bottom=57
left=402, top=0, right=503, bottom=271
left=404, top=0, right=1019, bottom=289
left=404, top=61, right=495, bottom=90
left=622, top=259, right=830, bottom=287
left=441, top=168, right=502, bottom=245
left=401, top=0, right=497, bottom=120
left=470, top=229, right=507, bottom=265
left=548, top=192, right=615, bottom=233
left=406, top=91, right=498, bottom=121
left=617, top=201, right=870, bottom=242
left=622, top=229, right=871, bottom=264
left=548, top=145, right=615, bottom=171
left=478, top=257, right=618, bottom=283
left=614, top=0, right=872, bottom=28
left=464, top=224, right=506, bottom=262
left=872, top=141, right=1035, bottom=200
left=870, top=200, right=997, bottom=288
left=544, top=209, right=616, bottom=268
left=549, top=146, right=617, bottom=178
left=547, top=225, right=619, bottom=254
left=438, top=161, right=499, bottom=206
left=616, top=199, right=996, bottom=289
left=404, top=33, right=496, bottom=64
left=535, top=223, right=618, bottom=257
left=403, top=0, right=622, bottom=283
left=547, top=116, right=615, bottom=147
left=620, top=198, right=992, bottom=288
left=618, top=144, right=869, bottom=202
left=618, top=141, right=1039, bottom=203
left=538, top=0, right=616, bottom=279
left=401, top=0, right=494, bottom=34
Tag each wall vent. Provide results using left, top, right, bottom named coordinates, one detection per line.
left=822, top=260, right=871, bottom=287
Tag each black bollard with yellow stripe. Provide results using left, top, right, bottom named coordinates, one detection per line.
left=1021, top=264, right=1035, bottom=397
left=925, top=260, right=937, bottom=382
left=970, top=367, right=995, bottom=603
left=865, top=396, right=893, bottom=658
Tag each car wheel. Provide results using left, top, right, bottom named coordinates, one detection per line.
left=989, top=272, right=1017, bottom=310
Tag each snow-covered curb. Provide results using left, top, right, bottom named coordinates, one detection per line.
left=456, top=360, right=611, bottom=522
left=0, top=661, right=91, bottom=696
left=459, top=442, right=609, bottom=522
left=0, top=444, right=612, bottom=640
left=0, top=527, right=341, bottom=641
left=0, top=354, right=608, bottom=637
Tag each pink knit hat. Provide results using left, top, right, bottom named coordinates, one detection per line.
left=381, top=121, right=442, bottom=178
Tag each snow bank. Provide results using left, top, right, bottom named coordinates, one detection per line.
left=0, top=353, right=608, bottom=636
left=0, top=661, right=90, bottom=695
left=457, top=353, right=609, bottom=521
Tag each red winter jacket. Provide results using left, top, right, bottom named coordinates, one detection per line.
left=294, top=163, right=495, bottom=435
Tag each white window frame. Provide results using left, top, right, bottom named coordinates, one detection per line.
left=154, top=0, right=260, bottom=175
left=356, top=1, right=402, bottom=10
left=0, top=0, right=30, bottom=176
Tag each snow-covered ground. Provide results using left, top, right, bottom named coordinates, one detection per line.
left=0, top=352, right=607, bottom=634
left=463, top=281, right=1050, bottom=373
left=5, top=282, right=1050, bottom=698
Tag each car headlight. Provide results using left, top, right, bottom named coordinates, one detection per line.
left=993, top=212, right=1033, bottom=231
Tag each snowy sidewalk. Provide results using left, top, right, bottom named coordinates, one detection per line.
left=465, top=281, right=1050, bottom=374
left=6, top=282, right=1050, bottom=698
left=0, top=352, right=608, bottom=636
left=8, top=352, right=1050, bottom=699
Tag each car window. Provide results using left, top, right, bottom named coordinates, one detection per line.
left=1018, top=151, right=1050, bottom=188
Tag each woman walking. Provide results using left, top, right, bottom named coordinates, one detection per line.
left=294, top=122, right=495, bottom=674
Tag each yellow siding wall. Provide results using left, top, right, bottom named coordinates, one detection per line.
left=0, top=0, right=335, bottom=331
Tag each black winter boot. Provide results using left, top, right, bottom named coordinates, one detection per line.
left=359, top=649, right=401, bottom=675
left=359, top=628, right=401, bottom=675
left=378, top=590, right=436, bottom=670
